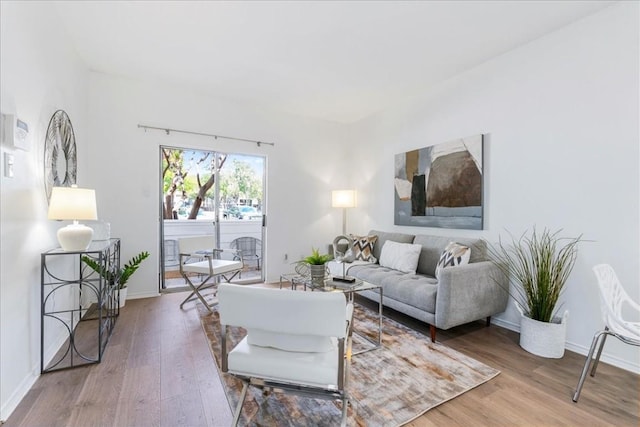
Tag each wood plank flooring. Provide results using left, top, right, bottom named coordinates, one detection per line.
left=4, top=290, right=639, bottom=426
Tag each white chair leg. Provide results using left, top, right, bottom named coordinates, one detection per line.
left=573, top=329, right=607, bottom=402
left=232, top=381, right=249, bottom=426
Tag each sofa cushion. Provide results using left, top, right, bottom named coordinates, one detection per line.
left=379, top=241, right=422, bottom=274
left=368, top=229, right=415, bottom=262
left=435, top=242, right=471, bottom=279
left=347, top=263, right=438, bottom=313
left=350, top=234, right=378, bottom=262
left=413, top=235, right=487, bottom=276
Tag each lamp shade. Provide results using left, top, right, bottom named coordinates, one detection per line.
left=48, top=187, right=98, bottom=220
left=332, top=190, right=357, bottom=208
left=48, top=186, right=98, bottom=251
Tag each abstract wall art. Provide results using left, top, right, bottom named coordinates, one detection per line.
left=394, top=134, right=484, bottom=230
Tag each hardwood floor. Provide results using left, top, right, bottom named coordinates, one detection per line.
left=5, top=290, right=639, bottom=426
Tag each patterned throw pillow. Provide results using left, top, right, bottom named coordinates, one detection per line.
left=350, top=234, right=378, bottom=263
left=435, top=242, right=471, bottom=279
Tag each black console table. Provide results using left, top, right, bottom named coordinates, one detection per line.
left=40, top=238, right=120, bottom=373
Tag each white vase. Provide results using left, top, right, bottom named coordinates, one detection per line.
left=516, top=303, right=568, bottom=358
left=119, top=287, right=127, bottom=308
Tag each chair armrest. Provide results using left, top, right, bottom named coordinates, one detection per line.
left=179, top=250, right=220, bottom=259
left=338, top=302, right=354, bottom=389
left=221, top=323, right=229, bottom=372
left=180, top=248, right=231, bottom=262
left=221, top=248, right=244, bottom=261
left=435, top=261, right=508, bottom=329
left=345, top=302, right=354, bottom=335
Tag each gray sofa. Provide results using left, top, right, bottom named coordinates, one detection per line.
left=335, top=229, right=508, bottom=342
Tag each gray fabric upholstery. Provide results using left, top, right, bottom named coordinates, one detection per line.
left=367, top=229, right=415, bottom=262
left=348, top=263, right=438, bottom=312
left=344, top=231, right=508, bottom=335
left=359, top=289, right=436, bottom=325
left=435, top=261, right=507, bottom=329
left=412, top=235, right=487, bottom=277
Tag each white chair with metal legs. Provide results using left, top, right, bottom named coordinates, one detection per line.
left=218, top=283, right=353, bottom=426
left=178, top=235, right=243, bottom=312
left=572, top=264, right=640, bottom=402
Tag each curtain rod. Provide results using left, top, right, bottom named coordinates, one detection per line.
left=137, top=124, right=275, bottom=147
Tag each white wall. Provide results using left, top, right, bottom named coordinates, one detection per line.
left=85, top=72, right=350, bottom=299
left=349, top=2, right=639, bottom=372
left=0, top=1, right=90, bottom=420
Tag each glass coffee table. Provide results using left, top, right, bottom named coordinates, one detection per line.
left=302, top=278, right=383, bottom=355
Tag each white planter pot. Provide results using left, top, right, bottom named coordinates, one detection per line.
left=119, top=287, right=127, bottom=308
left=517, top=304, right=568, bottom=358
left=309, top=264, right=327, bottom=287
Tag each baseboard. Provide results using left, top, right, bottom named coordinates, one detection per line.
left=125, top=290, right=160, bottom=300
left=565, top=341, right=640, bottom=374
left=491, top=318, right=640, bottom=374
left=0, top=366, right=39, bottom=423
left=491, top=317, right=519, bottom=332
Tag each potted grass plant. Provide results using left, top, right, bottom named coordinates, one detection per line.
left=83, top=251, right=150, bottom=308
left=298, top=248, right=332, bottom=288
left=487, top=228, right=582, bottom=358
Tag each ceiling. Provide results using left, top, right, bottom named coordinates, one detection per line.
left=53, top=1, right=613, bottom=124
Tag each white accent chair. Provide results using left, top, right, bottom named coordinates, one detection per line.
left=572, top=264, right=640, bottom=402
left=178, top=235, right=243, bottom=312
left=218, top=283, right=354, bottom=426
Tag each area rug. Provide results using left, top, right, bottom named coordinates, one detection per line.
left=198, top=300, right=500, bottom=426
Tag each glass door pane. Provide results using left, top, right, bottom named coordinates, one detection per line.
left=218, top=154, right=265, bottom=284
left=160, top=146, right=265, bottom=291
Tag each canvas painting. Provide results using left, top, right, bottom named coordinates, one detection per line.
left=394, top=134, right=484, bottom=230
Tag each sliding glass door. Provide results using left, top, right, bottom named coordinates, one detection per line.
left=159, top=146, right=265, bottom=291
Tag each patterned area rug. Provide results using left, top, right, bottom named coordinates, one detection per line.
left=198, top=299, right=499, bottom=426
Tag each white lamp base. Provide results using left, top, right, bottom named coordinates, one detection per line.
left=57, top=222, right=94, bottom=251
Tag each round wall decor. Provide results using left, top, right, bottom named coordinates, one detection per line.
left=44, top=110, right=77, bottom=202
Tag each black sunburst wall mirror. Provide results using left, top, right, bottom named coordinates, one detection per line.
left=44, top=110, right=77, bottom=203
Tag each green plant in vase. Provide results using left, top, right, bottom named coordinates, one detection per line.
left=302, top=247, right=332, bottom=265
left=486, top=227, right=582, bottom=358
left=297, top=248, right=332, bottom=288
left=82, top=251, right=150, bottom=290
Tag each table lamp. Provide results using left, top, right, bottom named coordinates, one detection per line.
left=48, top=186, right=98, bottom=251
left=332, top=190, right=356, bottom=235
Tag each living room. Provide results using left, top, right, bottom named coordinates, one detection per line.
left=1, top=1, right=638, bottom=425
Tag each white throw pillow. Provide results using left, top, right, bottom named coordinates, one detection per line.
left=379, top=240, right=422, bottom=274
left=435, top=242, right=471, bottom=279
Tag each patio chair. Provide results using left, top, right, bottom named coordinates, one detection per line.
left=218, top=283, right=353, bottom=426
left=177, top=235, right=243, bottom=312
left=229, top=236, right=261, bottom=276
left=572, top=264, right=640, bottom=402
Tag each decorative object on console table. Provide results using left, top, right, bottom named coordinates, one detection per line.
left=486, top=227, right=582, bottom=358
left=332, top=189, right=357, bottom=235
left=47, top=186, right=98, bottom=251
left=82, top=251, right=150, bottom=308
left=298, top=248, right=332, bottom=288
left=332, top=234, right=356, bottom=283
left=394, top=134, right=484, bottom=230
